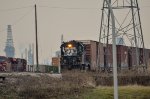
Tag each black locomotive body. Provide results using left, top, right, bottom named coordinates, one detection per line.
left=60, top=40, right=85, bottom=70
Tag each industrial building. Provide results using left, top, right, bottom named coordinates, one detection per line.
left=4, top=25, right=15, bottom=58
left=52, top=57, right=60, bottom=66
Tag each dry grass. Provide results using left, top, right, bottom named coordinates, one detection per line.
left=147, top=59, right=150, bottom=72
left=0, top=71, right=95, bottom=99
left=93, top=70, right=150, bottom=86
left=1, top=70, right=150, bottom=99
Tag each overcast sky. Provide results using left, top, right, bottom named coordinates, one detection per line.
left=0, top=0, right=150, bottom=64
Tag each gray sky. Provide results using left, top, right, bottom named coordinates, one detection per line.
left=0, top=0, right=150, bottom=64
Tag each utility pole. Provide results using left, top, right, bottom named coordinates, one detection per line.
left=35, top=4, right=39, bottom=72
left=105, top=0, right=118, bottom=99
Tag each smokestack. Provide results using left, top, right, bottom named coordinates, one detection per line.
left=61, top=34, right=64, bottom=44
left=32, top=43, right=34, bottom=65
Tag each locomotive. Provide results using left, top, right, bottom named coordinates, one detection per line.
left=60, top=40, right=85, bottom=70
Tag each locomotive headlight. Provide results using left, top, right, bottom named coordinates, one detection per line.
left=68, top=44, right=72, bottom=48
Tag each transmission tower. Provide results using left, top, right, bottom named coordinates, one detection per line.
left=4, top=25, right=15, bottom=57
left=98, top=0, right=146, bottom=70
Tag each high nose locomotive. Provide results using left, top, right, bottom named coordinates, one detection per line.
left=60, top=40, right=85, bottom=70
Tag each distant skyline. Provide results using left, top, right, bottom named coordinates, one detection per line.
left=0, top=0, right=150, bottom=64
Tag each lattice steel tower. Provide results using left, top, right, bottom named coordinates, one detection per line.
left=4, top=25, right=15, bottom=57
left=98, top=0, right=146, bottom=69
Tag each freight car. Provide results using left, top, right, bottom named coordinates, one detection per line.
left=60, top=40, right=150, bottom=71
left=8, top=57, right=27, bottom=72
left=0, top=56, right=11, bottom=71
left=0, top=56, right=27, bottom=72
left=60, top=40, right=86, bottom=70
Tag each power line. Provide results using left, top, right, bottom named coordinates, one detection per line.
left=141, top=6, right=150, bottom=8
left=39, top=5, right=101, bottom=10
left=39, top=5, right=150, bottom=10
left=0, top=7, right=33, bottom=33
left=0, top=7, right=34, bottom=46
left=11, top=7, right=34, bottom=26
left=0, top=5, right=149, bottom=12
left=0, top=6, right=33, bottom=12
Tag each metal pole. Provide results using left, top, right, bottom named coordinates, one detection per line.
left=136, top=0, right=147, bottom=68
left=105, top=0, right=118, bottom=99
left=131, top=0, right=139, bottom=66
left=97, top=0, right=105, bottom=69
left=58, top=57, right=61, bottom=73
left=35, top=4, right=39, bottom=72
left=106, top=0, right=111, bottom=71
